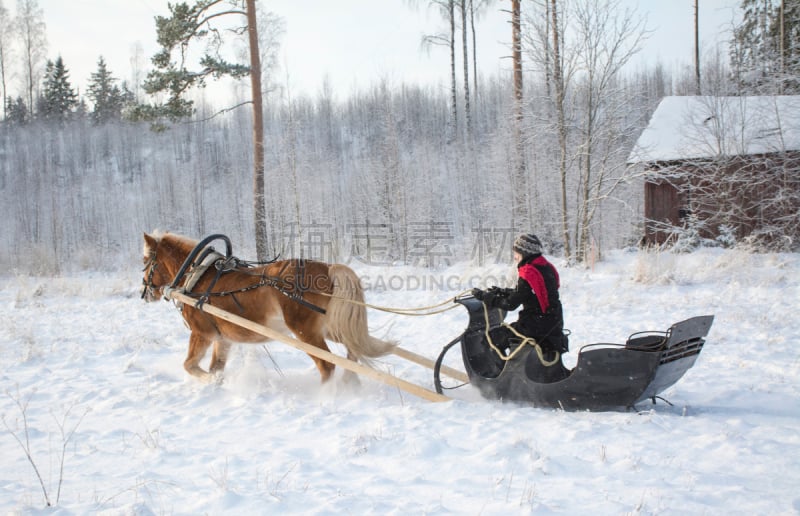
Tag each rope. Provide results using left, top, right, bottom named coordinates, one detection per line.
left=313, top=288, right=473, bottom=317
left=481, top=302, right=561, bottom=367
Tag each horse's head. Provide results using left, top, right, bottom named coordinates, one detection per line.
left=141, top=232, right=172, bottom=302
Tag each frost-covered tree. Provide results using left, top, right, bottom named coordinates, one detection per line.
left=730, top=0, right=800, bottom=93
left=15, top=0, right=46, bottom=115
left=524, top=0, right=647, bottom=263
left=414, top=0, right=459, bottom=142
left=571, top=0, right=647, bottom=262
left=0, top=0, right=12, bottom=119
left=40, top=56, right=77, bottom=123
left=87, top=56, right=125, bottom=124
left=4, top=94, right=26, bottom=124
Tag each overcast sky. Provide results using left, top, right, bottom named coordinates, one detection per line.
left=31, top=0, right=740, bottom=101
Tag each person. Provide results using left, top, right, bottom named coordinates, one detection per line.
left=472, top=233, right=569, bottom=382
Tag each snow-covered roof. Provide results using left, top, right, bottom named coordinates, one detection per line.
left=628, top=96, right=800, bottom=163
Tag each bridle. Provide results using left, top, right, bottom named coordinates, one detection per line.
left=141, top=252, right=161, bottom=300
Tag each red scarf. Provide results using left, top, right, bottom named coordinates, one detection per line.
left=518, top=256, right=559, bottom=313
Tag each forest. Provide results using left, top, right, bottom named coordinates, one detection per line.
left=0, top=0, right=798, bottom=273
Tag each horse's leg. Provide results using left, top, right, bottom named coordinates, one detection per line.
left=293, top=330, right=335, bottom=382
left=209, top=340, right=232, bottom=375
left=341, top=350, right=362, bottom=386
left=184, top=331, right=214, bottom=382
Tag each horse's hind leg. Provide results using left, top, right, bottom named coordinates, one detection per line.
left=184, top=332, right=214, bottom=382
left=209, top=341, right=232, bottom=375
left=301, top=334, right=336, bottom=383
left=341, top=350, right=361, bottom=386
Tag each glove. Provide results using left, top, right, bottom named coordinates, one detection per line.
left=488, top=286, right=511, bottom=297
left=471, top=288, right=485, bottom=300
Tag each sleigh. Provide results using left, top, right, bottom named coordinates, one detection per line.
left=434, top=296, right=714, bottom=410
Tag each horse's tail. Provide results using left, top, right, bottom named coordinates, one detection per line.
left=326, top=264, right=396, bottom=365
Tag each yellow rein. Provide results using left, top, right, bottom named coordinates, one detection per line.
left=481, top=302, right=561, bottom=366
left=316, top=289, right=474, bottom=316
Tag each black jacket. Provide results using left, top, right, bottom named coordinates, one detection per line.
left=483, top=254, right=563, bottom=340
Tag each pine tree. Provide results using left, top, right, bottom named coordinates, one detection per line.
left=87, top=56, right=124, bottom=124
left=730, top=0, right=800, bottom=93
left=128, top=0, right=270, bottom=260
left=40, top=56, right=77, bottom=122
left=5, top=95, right=27, bottom=124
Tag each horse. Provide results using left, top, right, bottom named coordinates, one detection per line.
left=141, top=231, right=395, bottom=383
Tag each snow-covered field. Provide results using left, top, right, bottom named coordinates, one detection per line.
left=1, top=248, right=798, bottom=515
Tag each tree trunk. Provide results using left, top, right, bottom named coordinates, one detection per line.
left=694, top=0, right=701, bottom=94
left=511, top=0, right=527, bottom=230
left=449, top=0, right=458, bottom=142
left=461, top=0, right=472, bottom=140
left=246, top=0, right=268, bottom=261
left=551, top=0, right=571, bottom=260
left=469, top=0, right=478, bottom=108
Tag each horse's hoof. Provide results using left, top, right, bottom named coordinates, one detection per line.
left=341, top=370, right=361, bottom=387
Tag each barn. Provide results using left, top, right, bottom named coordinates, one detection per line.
left=628, top=96, right=800, bottom=248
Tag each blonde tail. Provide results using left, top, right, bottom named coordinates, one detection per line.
left=326, top=264, right=396, bottom=365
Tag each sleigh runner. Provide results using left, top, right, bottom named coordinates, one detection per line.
left=142, top=232, right=713, bottom=409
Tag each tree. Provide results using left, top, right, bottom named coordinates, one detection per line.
left=550, top=0, right=571, bottom=260
left=694, top=0, right=701, bottom=94
left=0, top=0, right=12, bottom=119
left=129, top=0, right=270, bottom=260
left=40, top=56, right=77, bottom=123
left=15, top=0, right=46, bottom=116
left=510, top=0, right=528, bottom=229
left=87, top=56, right=125, bottom=124
left=459, top=0, right=472, bottom=139
left=571, top=0, right=647, bottom=262
left=5, top=94, right=27, bottom=124
left=730, top=0, right=800, bottom=93
left=467, top=0, right=494, bottom=105
left=416, top=0, right=459, bottom=142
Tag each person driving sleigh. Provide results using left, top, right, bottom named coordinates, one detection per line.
left=472, top=233, right=569, bottom=382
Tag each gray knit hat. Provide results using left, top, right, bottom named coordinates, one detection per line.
left=513, top=233, right=543, bottom=257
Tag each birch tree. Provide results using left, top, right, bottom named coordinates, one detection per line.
left=414, top=0, right=460, bottom=142
left=571, top=0, right=646, bottom=262
left=550, top=0, right=571, bottom=259
left=15, top=0, right=46, bottom=116
left=510, top=0, right=528, bottom=229
left=0, top=0, right=12, bottom=119
left=460, top=0, right=472, bottom=139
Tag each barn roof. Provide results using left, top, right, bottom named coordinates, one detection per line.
left=628, top=95, right=800, bottom=164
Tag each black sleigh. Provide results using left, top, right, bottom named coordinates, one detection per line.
left=434, top=296, right=714, bottom=411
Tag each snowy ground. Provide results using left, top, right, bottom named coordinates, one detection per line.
left=1, top=248, right=798, bottom=515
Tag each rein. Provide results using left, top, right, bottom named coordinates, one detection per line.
left=481, top=302, right=561, bottom=367
left=313, top=288, right=470, bottom=317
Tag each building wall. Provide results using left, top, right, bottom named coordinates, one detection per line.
left=643, top=152, right=800, bottom=246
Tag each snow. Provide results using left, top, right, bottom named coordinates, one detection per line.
left=627, top=96, right=800, bottom=163
left=1, top=248, right=799, bottom=514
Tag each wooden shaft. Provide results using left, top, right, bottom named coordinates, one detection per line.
left=168, top=290, right=451, bottom=403
left=391, top=346, right=469, bottom=383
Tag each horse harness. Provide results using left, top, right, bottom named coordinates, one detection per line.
left=146, top=235, right=328, bottom=315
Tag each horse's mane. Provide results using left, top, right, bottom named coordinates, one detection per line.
left=145, top=230, right=199, bottom=257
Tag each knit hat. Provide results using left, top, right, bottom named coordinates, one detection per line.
left=513, top=233, right=543, bottom=258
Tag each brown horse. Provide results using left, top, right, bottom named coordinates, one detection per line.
left=141, top=231, right=395, bottom=383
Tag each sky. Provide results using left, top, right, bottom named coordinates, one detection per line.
left=31, top=0, right=741, bottom=101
